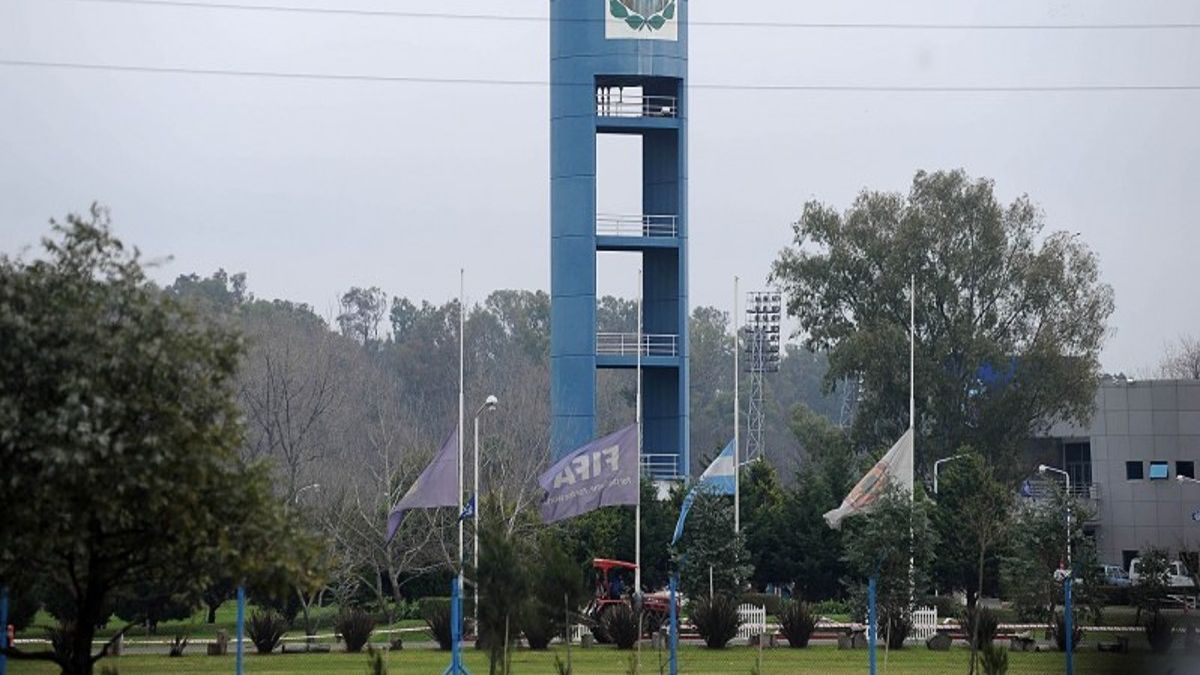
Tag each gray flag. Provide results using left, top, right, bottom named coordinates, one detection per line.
left=539, top=424, right=639, bottom=523
left=387, top=427, right=459, bottom=542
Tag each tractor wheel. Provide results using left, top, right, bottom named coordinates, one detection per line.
left=641, top=609, right=666, bottom=637
left=589, top=605, right=614, bottom=644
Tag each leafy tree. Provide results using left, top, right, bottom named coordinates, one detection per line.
left=0, top=208, right=320, bottom=675
left=931, top=452, right=1011, bottom=675
left=841, top=486, right=936, bottom=647
left=562, top=480, right=677, bottom=594
left=1000, top=489, right=1103, bottom=624
left=521, top=534, right=585, bottom=649
left=1131, top=547, right=1171, bottom=624
left=672, top=490, right=752, bottom=600
left=112, top=582, right=196, bottom=635
left=477, top=515, right=527, bottom=675
left=740, top=460, right=786, bottom=589
left=771, top=169, right=1114, bottom=474
left=930, top=451, right=1011, bottom=615
left=337, top=286, right=388, bottom=345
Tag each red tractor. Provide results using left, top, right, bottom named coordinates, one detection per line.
left=584, top=558, right=677, bottom=643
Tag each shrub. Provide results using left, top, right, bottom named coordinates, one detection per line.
left=963, top=606, right=999, bottom=648
left=778, top=600, right=817, bottom=648
left=336, top=608, right=376, bottom=653
left=689, top=594, right=741, bottom=649
left=811, top=599, right=850, bottom=617
left=521, top=601, right=556, bottom=650
left=246, top=610, right=287, bottom=654
left=1145, top=613, right=1175, bottom=655
left=601, top=604, right=639, bottom=650
left=1051, top=612, right=1084, bottom=652
left=739, top=593, right=783, bottom=617
left=980, top=643, right=1009, bottom=675
left=421, top=600, right=454, bottom=651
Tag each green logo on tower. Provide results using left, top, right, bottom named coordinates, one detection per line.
left=605, top=0, right=678, bottom=41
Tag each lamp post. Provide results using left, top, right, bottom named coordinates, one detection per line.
left=933, top=454, right=969, bottom=495
left=473, top=394, right=498, bottom=628
left=1039, top=463, right=1074, bottom=675
left=1038, top=464, right=1073, bottom=569
left=293, top=482, right=320, bottom=504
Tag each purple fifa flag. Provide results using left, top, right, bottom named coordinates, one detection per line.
left=387, top=428, right=459, bottom=542
left=539, top=424, right=639, bottom=523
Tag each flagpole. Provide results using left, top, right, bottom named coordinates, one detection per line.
left=458, top=269, right=466, bottom=594
left=733, top=276, right=740, bottom=534
left=909, top=274, right=915, bottom=437
left=635, top=267, right=643, bottom=596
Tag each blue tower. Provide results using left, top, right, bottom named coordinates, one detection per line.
left=550, top=0, right=689, bottom=479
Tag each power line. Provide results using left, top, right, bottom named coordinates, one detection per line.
left=4, top=58, right=1200, bottom=93
left=60, top=0, right=1200, bottom=31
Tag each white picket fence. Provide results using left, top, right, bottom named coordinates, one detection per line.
left=737, top=603, right=767, bottom=640
left=909, top=606, right=938, bottom=642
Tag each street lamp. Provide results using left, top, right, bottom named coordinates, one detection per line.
left=473, top=394, right=498, bottom=627
left=933, top=454, right=970, bottom=495
left=1178, top=475, right=1200, bottom=485
left=294, top=482, right=320, bottom=504
left=1038, top=464, right=1072, bottom=570
left=1039, top=463, right=1075, bottom=675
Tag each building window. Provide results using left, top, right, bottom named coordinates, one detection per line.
left=1126, top=461, right=1143, bottom=480
left=1064, top=441, right=1092, bottom=488
left=1179, top=461, right=1196, bottom=480
left=1148, top=461, right=1170, bottom=480
left=1122, top=550, right=1138, bottom=572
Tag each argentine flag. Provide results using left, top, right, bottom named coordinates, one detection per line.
left=671, top=440, right=736, bottom=545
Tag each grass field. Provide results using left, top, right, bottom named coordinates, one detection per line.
left=5, top=645, right=1187, bottom=675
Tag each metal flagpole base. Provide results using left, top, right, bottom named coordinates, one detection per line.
left=444, top=577, right=471, bottom=675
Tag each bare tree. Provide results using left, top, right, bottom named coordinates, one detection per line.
left=1159, top=335, right=1200, bottom=379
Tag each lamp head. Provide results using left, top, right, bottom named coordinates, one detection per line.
left=1038, top=464, right=1048, bottom=474
left=1179, top=475, right=1188, bottom=482
left=485, top=394, right=499, bottom=410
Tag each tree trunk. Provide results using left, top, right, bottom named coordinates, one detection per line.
left=207, top=603, right=218, bottom=624
left=968, top=546, right=986, bottom=675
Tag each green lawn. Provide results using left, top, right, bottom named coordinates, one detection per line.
left=5, top=645, right=1183, bottom=674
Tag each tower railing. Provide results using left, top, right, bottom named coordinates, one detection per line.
left=641, top=454, right=683, bottom=481
left=596, top=91, right=678, bottom=119
left=596, top=214, right=678, bottom=238
left=596, top=332, right=678, bottom=357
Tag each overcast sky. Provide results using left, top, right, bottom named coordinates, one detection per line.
left=2, top=0, right=1198, bottom=374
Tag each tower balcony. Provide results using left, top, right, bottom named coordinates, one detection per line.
left=597, top=332, right=679, bottom=358
left=596, top=89, right=677, bottom=119
left=596, top=214, right=679, bottom=251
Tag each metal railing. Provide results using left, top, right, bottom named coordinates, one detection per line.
left=596, top=332, right=679, bottom=357
left=596, top=213, right=678, bottom=238
left=1024, top=480, right=1102, bottom=501
left=641, top=454, right=683, bottom=481
left=596, top=92, right=678, bottom=119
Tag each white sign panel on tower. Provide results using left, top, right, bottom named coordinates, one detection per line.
left=605, top=0, right=679, bottom=41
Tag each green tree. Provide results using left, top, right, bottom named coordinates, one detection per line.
left=931, top=451, right=1011, bottom=613
left=1131, top=547, right=1171, bottom=624
left=0, top=208, right=319, bottom=675
left=841, top=486, right=936, bottom=646
left=477, top=515, right=528, bottom=675
left=1000, top=490, right=1103, bottom=624
left=931, top=452, right=1011, bottom=674
left=771, top=169, right=1114, bottom=474
left=672, top=490, right=752, bottom=600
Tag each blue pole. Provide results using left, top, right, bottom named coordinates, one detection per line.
left=1, top=585, right=9, bottom=675
left=1064, top=578, right=1074, bottom=675
left=235, top=585, right=245, bottom=675
left=868, top=576, right=877, bottom=675
left=444, top=576, right=469, bottom=675
left=668, top=575, right=678, bottom=675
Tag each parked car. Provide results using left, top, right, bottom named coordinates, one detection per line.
left=1129, top=558, right=1198, bottom=590
left=1097, top=564, right=1132, bottom=588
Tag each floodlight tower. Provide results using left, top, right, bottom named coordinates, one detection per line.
left=743, top=291, right=781, bottom=462
left=550, top=0, right=689, bottom=481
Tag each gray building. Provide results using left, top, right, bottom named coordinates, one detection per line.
left=1030, top=379, right=1200, bottom=570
